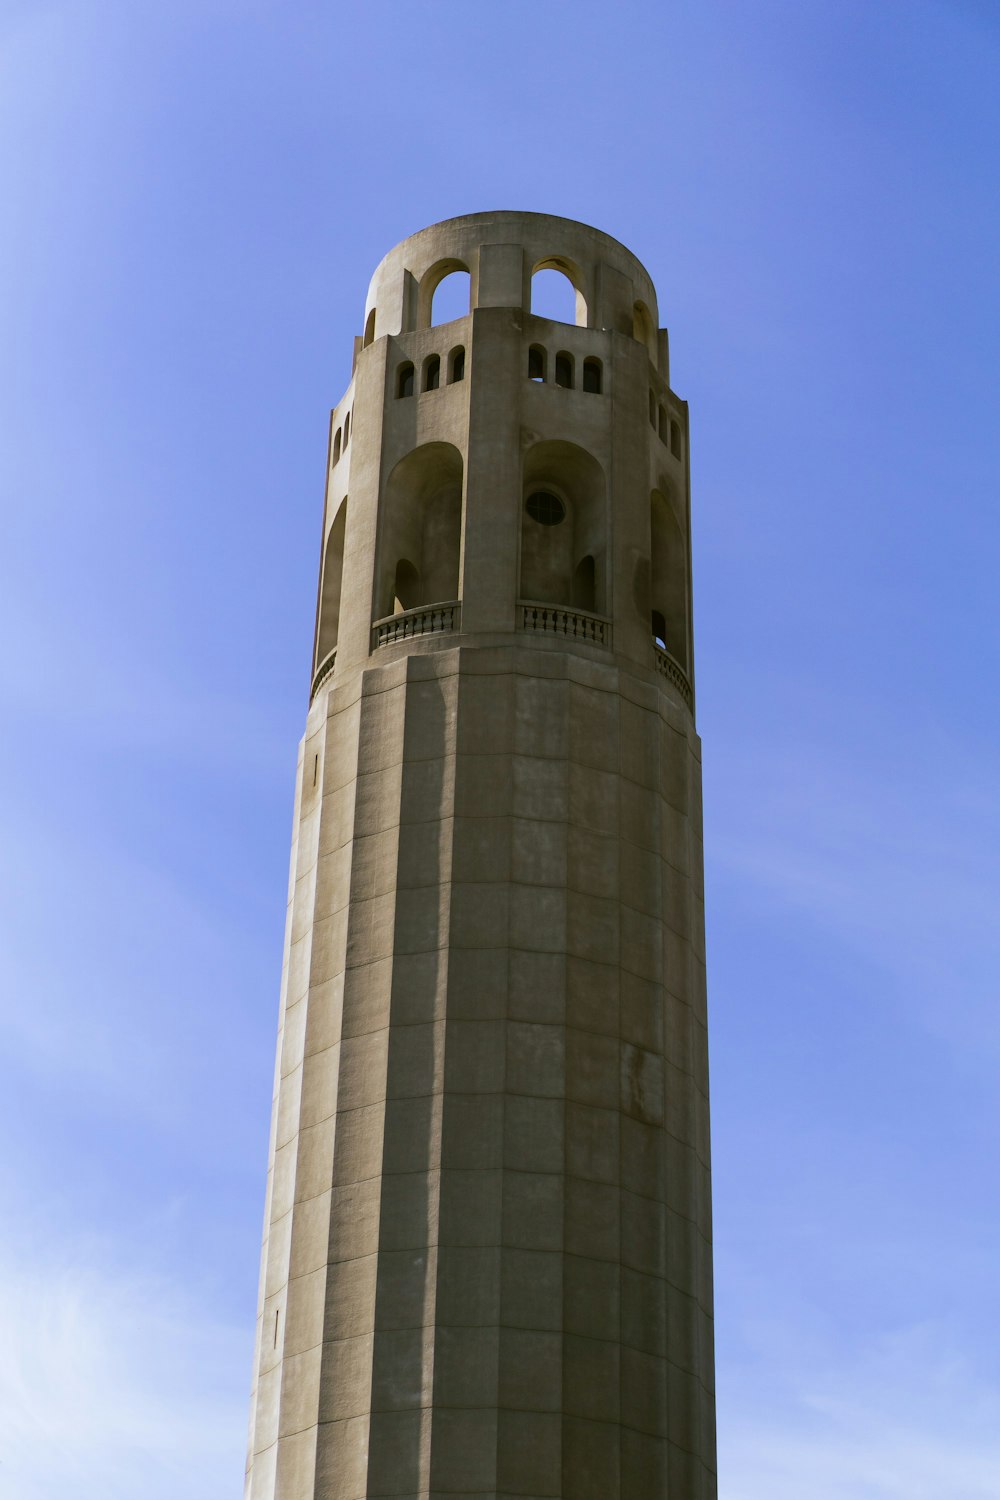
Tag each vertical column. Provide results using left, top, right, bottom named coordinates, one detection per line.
left=618, top=681, right=670, bottom=1498
left=427, top=648, right=513, bottom=1495
left=496, top=653, right=570, bottom=1498
left=335, top=340, right=390, bottom=677
left=312, top=664, right=407, bottom=1498
left=460, top=309, right=523, bottom=636
left=610, top=337, right=658, bottom=672
left=562, top=660, right=623, bottom=1500
left=367, top=652, right=458, bottom=1498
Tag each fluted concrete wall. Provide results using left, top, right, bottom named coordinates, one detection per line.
left=246, top=213, right=716, bottom=1500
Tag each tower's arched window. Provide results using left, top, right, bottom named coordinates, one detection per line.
left=670, top=419, right=682, bottom=459
left=650, top=488, right=688, bottom=670
left=528, top=345, right=546, bottom=382
left=573, top=554, right=596, bottom=612
left=531, top=261, right=587, bottom=326
left=423, top=354, right=441, bottom=392
left=633, top=300, right=656, bottom=361
left=332, top=427, right=342, bottom=465
left=554, top=352, right=574, bottom=389
left=393, top=558, right=421, bottom=613
left=582, top=358, right=602, bottom=395
left=448, top=346, right=465, bottom=383
left=520, top=440, right=607, bottom=614
left=378, top=443, right=464, bottom=619
left=431, top=269, right=471, bottom=325
left=397, top=362, right=415, bottom=399
left=363, top=308, right=376, bottom=348
left=316, top=497, right=348, bottom=663
left=658, top=405, right=668, bottom=444
left=344, top=411, right=351, bottom=448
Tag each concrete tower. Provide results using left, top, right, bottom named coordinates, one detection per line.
left=246, top=212, right=715, bottom=1500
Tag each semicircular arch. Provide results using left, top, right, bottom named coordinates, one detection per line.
left=520, top=439, right=607, bottom=610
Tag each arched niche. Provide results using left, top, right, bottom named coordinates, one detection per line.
left=633, top=300, right=657, bottom=363
left=520, top=440, right=607, bottom=612
left=418, top=259, right=472, bottom=329
left=531, top=257, right=588, bottom=326
left=448, top=346, right=465, bottom=383
left=378, top=443, right=464, bottom=618
left=363, top=308, right=377, bottom=348
left=650, top=487, right=688, bottom=669
left=316, top=497, right=348, bottom=662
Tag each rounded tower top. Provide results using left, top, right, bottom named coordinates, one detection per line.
left=316, top=210, right=693, bottom=720
left=361, top=210, right=661, bottom=347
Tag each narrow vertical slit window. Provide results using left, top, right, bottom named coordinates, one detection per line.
left=448, top=346, right=465, bottom=382
left=649, top=390, right=657, bottom=427
left=554, top=352, right=574, bottom=389
left=332, top=428, right=342, bottom=465
left=363, top=308, right=376, bottom=347
left=423, top=354, right=441, bottom=392
left=528, top=345, right=546, bottom=382
left=397, top=363, right=415, bottom=398
left=582, top=358, right=602, bottom=394
left=670, top=419, right=682, bottom=459
left=344, top=411, right=351, bottom=448
left=658, top=405, right=668, bottom=443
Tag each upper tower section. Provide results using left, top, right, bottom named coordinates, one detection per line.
left=315, top=212, right=694, bottom=714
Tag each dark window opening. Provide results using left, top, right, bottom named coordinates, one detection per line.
left=528, top=345, right=546, bottom=382
left=332, top=428, right=342, bottom=465
left=658, top=405, right=668, bottom=443
left=573, top=555, right=596, bottom=611
left=526, top=490, right=566, bottom=527
left=344, top=412, right=350, bottom=447
left=449, top=346, right=465, bottom=382
left=554, top=352, right=573, bottom=389
left=393, top=558, right=421, bottom=612
left=582, top=358, right=602, bottom=394
left=424, top=355, right=441, bottom=392
left=397, top=363, right=415, bottom=399
left=652, top=610, right=667, bottom=649
left=649, top=391, right=656, bottom=427
left=670, top=419, right=682, bottom=459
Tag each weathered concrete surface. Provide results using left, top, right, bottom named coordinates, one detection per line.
left=246, top=212, right=715, bottom=1500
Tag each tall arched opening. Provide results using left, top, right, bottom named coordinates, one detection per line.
left=650, top=487, right=688, bottom=669
left=520, top=441, right=607, bottom=611
left=530, top=257, right=588, bottom=326
left=418, top=259, right=472, bottom=328
left=633, top=300, right=657, bottom=362
left=316, top=497, right=348, bottom=665
left=378, top=443, right=464, bottom=618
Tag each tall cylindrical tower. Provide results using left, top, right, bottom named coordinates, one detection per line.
left=246, top=212, right=715, bottom=1500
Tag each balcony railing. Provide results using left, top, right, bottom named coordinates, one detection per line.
left=519, top=602, right=611, bottom=647
left=372, top=600, right=461, bottom=650
left=653, top=643, right=693, bottom=709
left=310, top=647, right=337, bottom=699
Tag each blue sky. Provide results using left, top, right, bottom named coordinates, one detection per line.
left=1, top=1, right=998, bottom=1495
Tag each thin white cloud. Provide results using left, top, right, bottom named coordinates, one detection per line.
left=720, top=1318, right=1000, bottom=1500
left=0, top=1234, right=249, bottom=1500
